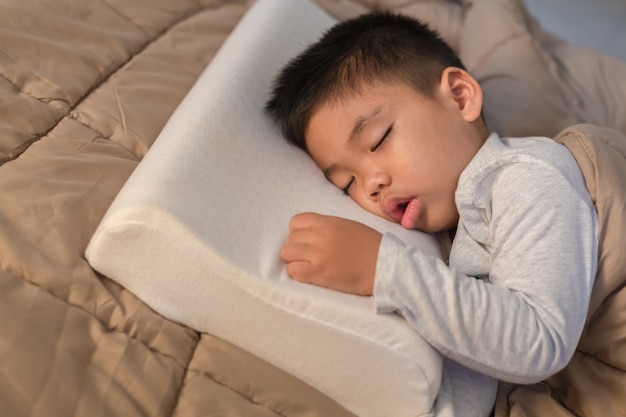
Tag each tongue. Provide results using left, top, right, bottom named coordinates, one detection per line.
left=400, top=198, right=419, bottom=229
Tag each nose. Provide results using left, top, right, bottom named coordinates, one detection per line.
left=364, top=172, right=390, bottom=201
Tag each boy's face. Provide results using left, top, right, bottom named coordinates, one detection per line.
left=305, top=74, right=485, bottom=233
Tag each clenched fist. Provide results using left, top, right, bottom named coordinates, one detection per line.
left=281, top=212, right=382, bottom=295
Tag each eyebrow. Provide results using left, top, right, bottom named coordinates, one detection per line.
left=322, top=106, right=383, bottom=179
left=349, top=106, right=383, bottom=142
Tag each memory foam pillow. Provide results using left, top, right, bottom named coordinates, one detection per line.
left=85, top=0, right=443, bottom=416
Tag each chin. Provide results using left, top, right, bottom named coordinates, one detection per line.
left=419, top=221, right=456, bottom=235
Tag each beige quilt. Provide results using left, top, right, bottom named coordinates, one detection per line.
left=1, top=0, right=625, bottom=415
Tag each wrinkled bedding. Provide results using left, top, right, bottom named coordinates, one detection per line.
left=1, top=0, right=625, bottom=416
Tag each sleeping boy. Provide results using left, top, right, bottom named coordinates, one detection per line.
left=265, top=11, right=598, bottom=417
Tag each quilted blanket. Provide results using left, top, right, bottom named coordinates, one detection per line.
left=1, top=0, right=625, bottom=416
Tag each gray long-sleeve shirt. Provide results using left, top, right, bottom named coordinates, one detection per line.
left=374, top=133, right=598, bottom=385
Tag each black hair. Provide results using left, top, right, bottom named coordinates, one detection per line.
left=265, top=11, right=465, bottom=152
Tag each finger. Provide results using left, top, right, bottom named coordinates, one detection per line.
left=289, top=212, right=323, bottom=231
left=285, top=260, right=313, bottom=281
left=280, top=241, right=310, bottom=262
left=284, top=226, right=319, bottom=247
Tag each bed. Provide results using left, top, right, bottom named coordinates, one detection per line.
left=1, top=0, right=625, bottom=416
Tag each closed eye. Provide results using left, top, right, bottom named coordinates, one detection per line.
left=371, top=125, right=393, bottom=152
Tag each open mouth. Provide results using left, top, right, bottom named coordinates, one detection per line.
left=383, top=197, right=420, bottom=229
left=383, top=198, right=413, bottom=223
left=397, top=201, right=409, bottom=213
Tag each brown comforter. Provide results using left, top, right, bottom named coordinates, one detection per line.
left=1, top=0, right=625, bottom=416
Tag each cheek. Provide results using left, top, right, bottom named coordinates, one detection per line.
left=351, top=193, right=385, bottom=218
left=394, top=144, right=432, bottom=180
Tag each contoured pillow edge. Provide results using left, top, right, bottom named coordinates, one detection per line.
left=87, top=205, right=441, bottom=416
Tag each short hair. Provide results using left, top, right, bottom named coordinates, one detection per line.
left=265, top=11, right=465, bottom=152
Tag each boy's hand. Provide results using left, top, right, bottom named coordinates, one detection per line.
left=281, top=213, right=382, bottom=295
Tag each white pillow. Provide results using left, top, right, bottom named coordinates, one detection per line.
left=86, top=0, right=443, bottom=416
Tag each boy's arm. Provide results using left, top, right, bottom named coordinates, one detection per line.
left=374, top=163, right=597, bottom=384
left=434, top=358, right=498, bottom=417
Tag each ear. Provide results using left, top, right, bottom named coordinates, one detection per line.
left=439, top=67, right=483, bottom=123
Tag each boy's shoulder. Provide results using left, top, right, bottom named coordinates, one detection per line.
left=458, top=132, right=588, bottom=204
left=463, top=132, right=579, bottom=183
left=480, top=132, right=567, bottom=161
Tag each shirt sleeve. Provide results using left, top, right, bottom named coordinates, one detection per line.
left=373, top=162, right=598, bottom=384
left=433, top=358, right=497, bottom=417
